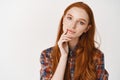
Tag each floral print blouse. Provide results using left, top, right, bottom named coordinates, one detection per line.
left=40, top=47, right=109, bottom=80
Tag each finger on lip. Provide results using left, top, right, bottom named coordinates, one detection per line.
left=66, top=29, right=69, bottom=34
left=62, top=29, right=68, bottom=35
left=67, top=29, right=75, bottom=33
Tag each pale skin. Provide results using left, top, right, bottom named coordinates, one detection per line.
left=51, top=7, right=91, bottom=80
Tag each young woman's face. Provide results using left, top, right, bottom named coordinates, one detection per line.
left=63, top=7, right=91, bottom=38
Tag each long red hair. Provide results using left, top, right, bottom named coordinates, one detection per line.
left=51, top=2, right=98, bottom=80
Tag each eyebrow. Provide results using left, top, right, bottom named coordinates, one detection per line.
left=66, top=13, right=87, bottom=23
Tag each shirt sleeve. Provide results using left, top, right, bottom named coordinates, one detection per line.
left=96, top=52, right=109, bottom=80
left=40, top=49, right=53, bottom=80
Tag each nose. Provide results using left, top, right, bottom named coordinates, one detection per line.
left=70, top=21, right=77, bottom=29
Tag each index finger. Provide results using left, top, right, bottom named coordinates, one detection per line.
left=63, top=29, right=68, bottom=35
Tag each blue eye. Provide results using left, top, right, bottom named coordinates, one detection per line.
left=80, top=21, right=85, bottom=25
left=67, top=17, right=72, bottom=20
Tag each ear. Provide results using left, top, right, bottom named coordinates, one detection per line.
left=84, top=25, right=91, bottom=33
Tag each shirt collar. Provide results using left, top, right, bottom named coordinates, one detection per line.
left=68, top=44, right=78, bottom=57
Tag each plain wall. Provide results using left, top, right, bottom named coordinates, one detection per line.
left=0, top=0, right=120, bottom=80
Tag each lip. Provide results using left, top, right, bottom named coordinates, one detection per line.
left=67, top=29, right=76, bottom=33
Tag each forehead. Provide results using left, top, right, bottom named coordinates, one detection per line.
left=66, top=7, right=89, bottom=21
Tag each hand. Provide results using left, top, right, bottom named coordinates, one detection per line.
left=58, top=30, right=72, bottom=56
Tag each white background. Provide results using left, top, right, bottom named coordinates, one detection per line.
left=0, top=0, right=120, bottom=80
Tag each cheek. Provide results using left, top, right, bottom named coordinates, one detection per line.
left=78, top=25, right=88, bottom=32
left=62, top=25, right=67, bottom=32
left=63, top=23, right=70, bottom=32
left=62, top=19, right=67, bottom=32
left=63, top=18, right=71, bottom=27
left=76, top=27, right=86, bottom=35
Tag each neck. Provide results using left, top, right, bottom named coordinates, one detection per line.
left=68, top=38, right=79, bottom=50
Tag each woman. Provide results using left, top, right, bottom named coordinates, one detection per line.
left=40, top=2, right=109, bottom=80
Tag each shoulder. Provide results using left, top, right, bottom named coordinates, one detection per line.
left=42, top=47, right=53, bottom=54
left=93, top=49, right=105, bottom=65
left=40, top=46, right=54, bottom=59
left=94, top=49, right=104, bottom=58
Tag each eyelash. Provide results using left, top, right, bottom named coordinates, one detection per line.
left=67, top=17, right=72, bottom=20
left=79, top=21, right=85, bottom=25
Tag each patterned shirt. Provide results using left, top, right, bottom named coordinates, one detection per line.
left=40, top=47, right=109, bottom=80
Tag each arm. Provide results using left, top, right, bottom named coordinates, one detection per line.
left=40, top=30, right=71, bottom=80
left=51, top=30, right=71, bottom=80
left=40, top=48, right=68, bottom=80
left=40, top=49, right=53, bottom=80
left=51, top=55, right=68, bottom=80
